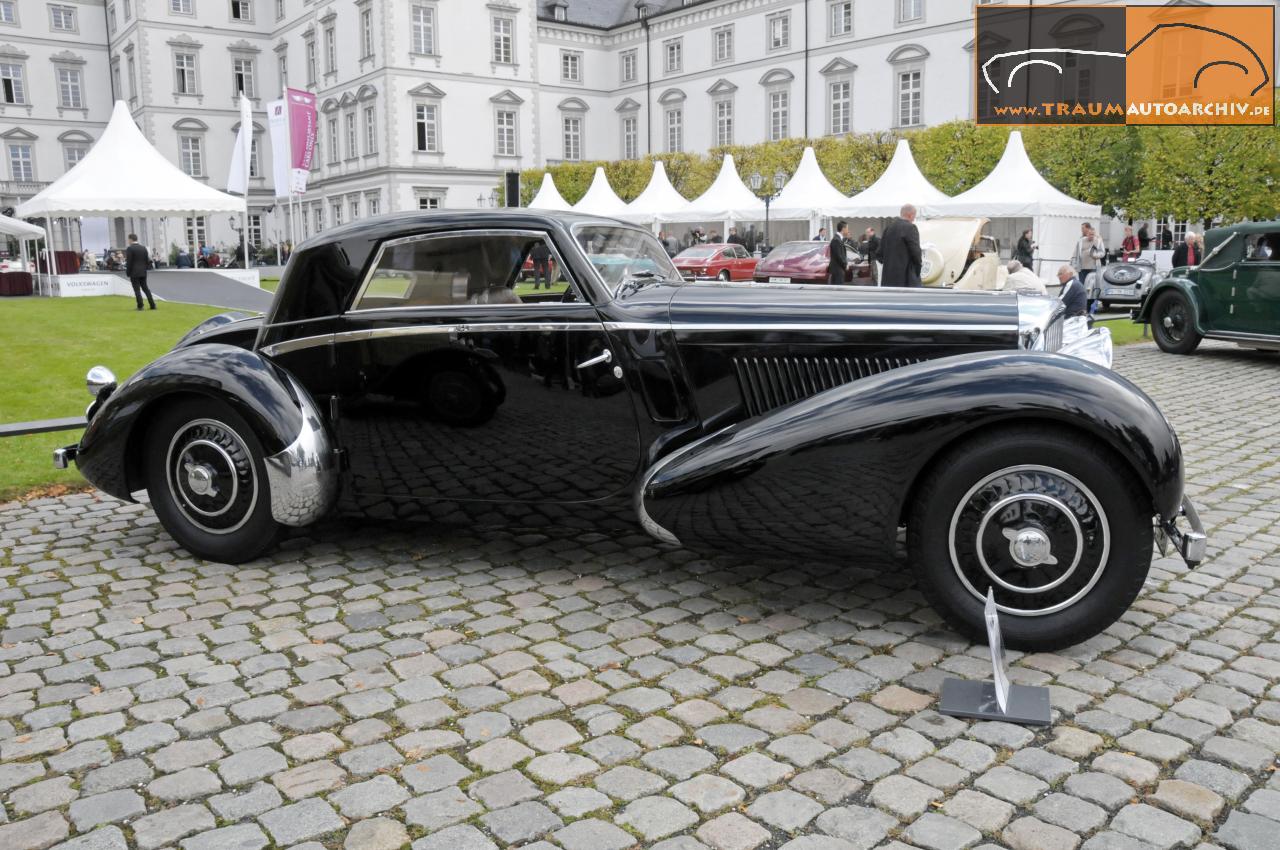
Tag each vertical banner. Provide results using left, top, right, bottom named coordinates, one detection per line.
left=267, top=98, right=290, bottom=199
left=226, top=95, right=253, bottom=197
left=286, top=87, right=317, bottom=194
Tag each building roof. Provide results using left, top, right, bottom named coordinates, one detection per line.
left=538, top=1, right=716, bottom=30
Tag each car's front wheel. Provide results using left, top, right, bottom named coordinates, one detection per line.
left=717, top=270, right=730, bottom=281
left=908, top=426, right=1152, bottom=651
left=1151, top=291, right=1202, bottom=354
left=145, top=397, right=280, bottom=564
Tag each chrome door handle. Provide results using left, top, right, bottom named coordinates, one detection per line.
left=576, top=349, right=612, bottom=370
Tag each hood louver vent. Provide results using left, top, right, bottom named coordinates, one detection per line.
left=732, top=355, right=924, bottom=417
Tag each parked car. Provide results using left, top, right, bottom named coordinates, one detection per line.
left=754, top=240, right=870, bottom=284
left=1086, top=258, right=1161, bottom=310
left=671, top=243, right=759, bottom=282
left=1136, top=220, right=1280, bottom=355
left=57, top=210, right=1204, bottom=650
left=916, top=218, right=1005, bottom=291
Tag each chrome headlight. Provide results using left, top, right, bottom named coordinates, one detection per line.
left=86, top=365, right=117, bottom=397
left=1017, top=295, right=1066, bottom=352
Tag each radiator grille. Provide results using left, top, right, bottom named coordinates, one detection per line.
left=732, top=355, right=924, bottom=417
left=1044, top=316, right=1064, bottom=352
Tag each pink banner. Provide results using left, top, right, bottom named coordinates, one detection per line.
left=286, top=87, right=317, bottom=192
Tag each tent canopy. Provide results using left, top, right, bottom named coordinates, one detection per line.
left=0, top=214, right=44, bottom=238
left=665, top=154, right=764, bottom=222
left=620, top=161, right=688, bottom=223
left=770, top=147, right=850, bottom=220
left=17, top=101, right=245, bottom=218
left=572, top=167, right=629, bottom=217
left=527, top=173, right=572, bottom=211
left=932, top=131, right=1099, bottom=219
left=828, top=140, right=950, bottom=218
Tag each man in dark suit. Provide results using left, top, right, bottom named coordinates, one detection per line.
left=125, top=233, right=155, bottom=310
left=859, top=227, right=881, bottom=284
left=828, top=221, right=850, bottom=285
left=529, top=240, right=551, bottom=289
left=1171, top=232, right=1200, bottom=268
left=879, top=204, right=922, bottom=286
left=1056, top=265, right=1088, bottom=317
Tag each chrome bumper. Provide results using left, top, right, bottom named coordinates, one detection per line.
left=263, top=376, right=339, bottom=527
left=1157, top=497, right=1207, bottom=566
left=53, top=445, right=77, bottom=469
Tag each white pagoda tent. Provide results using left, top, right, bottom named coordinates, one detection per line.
left=664, top=154, right=764, bottom=223
left=527, top=173, right=572, bottom=212
left=931, top=131, right=1100, bottom=274
left=620, top=161, right=688, bottom=226
left=572, top=167, right=629, bottom=217
left=770, top=147, right=851, bottom=222
left=827, top=139, right=950, bottom=219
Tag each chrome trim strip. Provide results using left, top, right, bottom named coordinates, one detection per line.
left=1205, top=330, right=1280, bottom=343
left=263, top=376, right=339, bottom=527
left=604, top=322, right=1013, bottom=333
left=633, top=426, right=736, bottom=548
left=261, top=334, right=334, bottom=357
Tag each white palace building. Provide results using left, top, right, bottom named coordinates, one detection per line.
left=0, top=0, right=1274, bottom=253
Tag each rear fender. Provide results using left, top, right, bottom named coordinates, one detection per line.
left=639, top=351, right=1183, bottom=560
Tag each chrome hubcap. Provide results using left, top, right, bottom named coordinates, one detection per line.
left=1003, top=526, right=1057, bottom=567
left=1162, top=316, right=1174, bottom=329
left=185, top=462, right=218, bottom=497
left=165, top=419, right=258, bottom=536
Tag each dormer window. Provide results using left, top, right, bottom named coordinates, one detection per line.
left=554, top=6, right=565, bottom=21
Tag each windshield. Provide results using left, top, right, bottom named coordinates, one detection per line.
left=768, top=242, right=824, bottom=260
left=676, top=246, right=720, bottom=259
left=573, top=224, right=682, bottom=292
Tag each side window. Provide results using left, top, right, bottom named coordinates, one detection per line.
left=353, top=232, right=570, bottom=310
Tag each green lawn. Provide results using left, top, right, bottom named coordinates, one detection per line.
left=260, top=277, right=280, bottom=293
left=1097, top=315, right=1152, bottom=347
left=0, top=297, right=223, bottom=502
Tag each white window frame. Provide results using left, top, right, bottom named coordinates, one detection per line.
left=829, top=1, right=853, bottom=38
left=361, top=8, right=374, bottom=59
left=767, top=12, right=790, bottom=51
left=713, top=25, right=733, bottom=64
left=664, top=38, right=682, bottom=74
left=170, top=0, right=193, bottom=14
left=305, top=38, right=316, bottom=84
left=621, top=114, right=638, bottom=160
left=829, top=79, right=851, bottom=135
left=366, top=194, right=380, bottom=216
left=620, top=49, right=636, bottom=84
left=63, top=142, right=88, bottom=172
left=665, top=107, right=682, bottom=153
left=349, top=196, right=360, bottom=222
left=232, top=56, right=255, bottom=98
left=714, top=97, right=733, bottom=146
left=768, top=89, right=789, bottom=141
left=277, top=52, right=287, bottom=89
left=414, top=102, right=440, bottom=153
left=492, top=16, right=514, bottom=65
left=561, top=50, right=581, bottom=83
left=0, top=62, right=24, bottom=104
left=247, top=212, right=262, bottom=246
left=411, top=5, right=435, bottom=55
left=57, top=67, right=83, bottom=108
left=107, top=3, right=116, bottom=33
left=323, top=25, right=336, bottom=74
left=275, top=0, right=284, bottom=21
left=178, top=134, right=203, bottom=176
left=363, top=104, right=377, bottom=155
left=896, top=68, right=922, bottom=127
left=326, top=116, right=338, bottom=163
left=185, top=215, right=207, bottom=248
left=248, top=135, right=259, bottom=177
left=230, top=0, right=252, bottom=23
left=344, top=111, right=357, bottom=159
left=49, top=4, right=77, bottom=32
left=494, top=108, right=517, bottom=157
left=331, top=199, right=343, bottom=227
left=562, top=114, right=582, bottom=161
left=127, top=54, right=137, bottom=101
left=897, top=0, right=923, bottom=24
left=0, top=1, right=17, bottom=26
left=174, top=52, right=198, bottom=95
left=312, top=205, right=323, bottom=233
left=7, top=143, right=33, bottom=181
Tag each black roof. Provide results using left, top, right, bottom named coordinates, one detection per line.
left=538, top=0, right=717, bottom=30
left=297, top=208, right=632, bottom=251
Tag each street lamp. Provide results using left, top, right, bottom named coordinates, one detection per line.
left=749, top=169, right=787, bottom=254
left=477, top=191, right=498, bottom=208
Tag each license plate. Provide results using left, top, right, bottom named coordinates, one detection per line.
left=1104, top=288, right=1131, bottom=296
left=768, top=276, right=791, bottom=283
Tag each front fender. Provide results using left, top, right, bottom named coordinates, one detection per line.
left=640, top=351, right=1183, bottom=561
left=77, top=344, right=308, bottom=503
left=1135, top=274, right=1204, bottom=332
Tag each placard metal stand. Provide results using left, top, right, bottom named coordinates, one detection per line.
left=938, top=589, right=1052, bottom=726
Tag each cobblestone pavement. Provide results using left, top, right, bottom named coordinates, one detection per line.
left=2, top=340, right=1279, bottom=850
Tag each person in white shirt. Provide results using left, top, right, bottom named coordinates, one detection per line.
left=1003, top=260, right=1046, bottom=295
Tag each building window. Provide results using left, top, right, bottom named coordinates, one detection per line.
left=178, top=135, right=203, bottom=176
left=418, top=196, right=441, bottom=210
left=123, top=0, right=130, bottom=19
left=621, top=115, right=637, bottom=160
left=326, top=117, right=338, bottom=163
left=305, top=39, right=316, bottom=84
left=0, top=2, right=15, bottom=25
left=231, top=0, right=251, bottom=22
left=620, top=49, right=636, bottom=83
left=313, top=205, right=323, bottom=232
left=275, top=0, right=283, bottom=20
left=411, top=5, right=435, bottom=55
left=492, top=16, right=513, bottom=64
left=898, top=0, right=922, bottom=23
left=324, top=25, right=336, bottom=73
left=50, top=5, right=76, bottom=31
left=830, top=80, right=851, bottom=134
left=174, top=53, right=197, bottom=95
left=232, top=57, right=254, bottom=98
left=277, top=53, right=287, bottom=88
left=247, top=213, right=262, bottom=246
left=769, top=90, right=789, bottom=140
left=331, top=200, right=342, bottom=226
left=367, top=195, right=380, bottom=216
left=415, top=103, right=438, bottom=152
left=349, top=197, right=359, bottom=221
left=0, top=63, right=23, bottom=104
left=562, top=115, right=581, bottom=161
left=363, top=105, right=376, bottom=154
left=170, top=0, right=192, bottom=13
left=248, top=136, right=259, bottom=177
left=495, top=109, right=516, bottom=156
left=665, top=108, right=682, bottom=153
left=57, top=68, right=83, bottom=108
left=664, top=38, right=681, bottom=74
left=768, top=13, right=790, bottom=50
left=830, top=1, right=852, bottom=37
left=63, top=143, right=88, bottom=172
left=8, top=144, right=32, bottom=181
left=713, top=26, right=733, bottom=63
left=361, top=8, right=374, bottom=59
left=112, top=60, right=122, bottom=98
left=897, top=69, right=921, bottom=125
left=185, top=216, right=207, bottom=248
left=344, top=112, right=356, bottom=158
left=127, top=55, right=137, bottom=100
left=107, top=3, right=116, bottom=33
left=561, top=50, right=581, bottom=83
left=715, top=98, right=733, bottom=146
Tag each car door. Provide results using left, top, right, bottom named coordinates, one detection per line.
left=729, top=245, right=752, bottom=280
left=333, top=228, right=643, bottom=504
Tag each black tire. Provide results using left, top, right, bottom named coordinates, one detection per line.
left=145, top=397, right=280, bottom=564
left=717, top=270, right=730, bottom=281
left=908, top=426, right=1152, bottom=651
left=1151, top=291, right=1202, bottom=354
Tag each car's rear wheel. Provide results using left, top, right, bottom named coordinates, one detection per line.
left=1151, top=291, right=1202, bottom=354
left=908, top=426, right=1152, bottom=651
left=145, top=397, right=279, bottom=564
left=717, top=270, right=730, bottom=281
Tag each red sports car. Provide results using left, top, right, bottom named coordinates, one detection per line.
left=672, top=243, right=759, bottom=281
left=753, top=241, right=870, bottom=284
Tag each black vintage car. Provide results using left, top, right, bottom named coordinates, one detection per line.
left=57, top=210, right=1205, bottom=650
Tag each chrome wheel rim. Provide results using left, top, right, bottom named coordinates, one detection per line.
left=166, top=418, right=258, bottom=535
left=948, top=464, right=1110, bottom=616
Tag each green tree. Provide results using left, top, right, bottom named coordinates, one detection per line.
left=1023, top=125, right=1142, bottom=217
left=910, top=122, right=1009, bottom=195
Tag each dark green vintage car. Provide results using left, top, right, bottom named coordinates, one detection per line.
left=1136, top=221, right=1280, bottom=355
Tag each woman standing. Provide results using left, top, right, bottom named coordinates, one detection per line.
left=1120, top=225, right=1140, bottom=261
left=1015, top=229, right=1035, bottom=267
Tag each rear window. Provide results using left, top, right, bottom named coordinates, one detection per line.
left=768, top=242, right=824, bottom=259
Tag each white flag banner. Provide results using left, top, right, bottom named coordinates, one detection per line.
left=226, top=95, right=253, bottom=198
left=267, top=98, right=290, bottom=199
